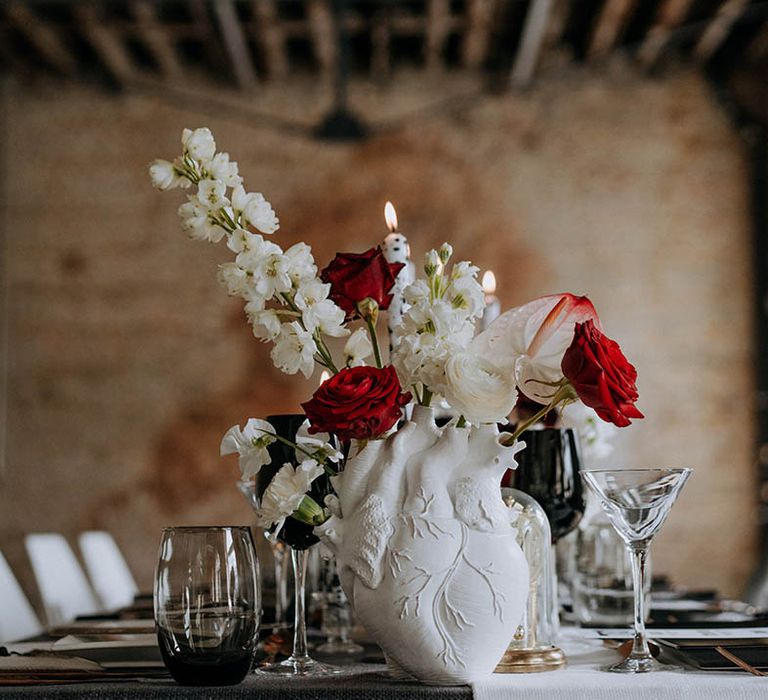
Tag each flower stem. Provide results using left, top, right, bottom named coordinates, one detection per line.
left=504, top=383, right=574, bottom=444
left=422, top=388, right=433, bottom=407
left=366, top=317, right=383, bottom=368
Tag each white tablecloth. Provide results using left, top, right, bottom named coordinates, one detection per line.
left=472, top=629, right=768, bottom=700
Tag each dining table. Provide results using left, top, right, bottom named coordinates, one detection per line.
left=3, top=627, right=768, bottom=699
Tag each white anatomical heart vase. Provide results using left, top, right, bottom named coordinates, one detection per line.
left=316, top=406, right=529, bottom=685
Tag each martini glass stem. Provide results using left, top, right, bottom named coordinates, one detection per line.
left=629, top=544, right=650, bottom=659
left=290, top=548, right=310, bottom=662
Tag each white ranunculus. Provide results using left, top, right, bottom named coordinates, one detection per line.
left=149, top=159, right=179, bottom=190
left=250, top=309, right=282, bottom=342
left=207, top=151, right=241, bottom=188
left=256, top=459, right=324, bottom=534
left=197, top=179, right=229, bottom=209
left=182, top=127, right=216, bottom=163
left=271, top=321, right=317, bottom=378
left=284, top=243, right=317, bottom=285
left=296, top=420, right=343, bottom=464
left=443, top=351, right=518, bottom=424
left=220, top=417, right=276, bottom=480
left=343, top=328, right=373, bottom=367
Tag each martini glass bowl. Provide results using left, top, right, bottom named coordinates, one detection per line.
left=581, top=468, right=691, bottom=673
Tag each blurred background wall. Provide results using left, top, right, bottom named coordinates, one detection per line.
left=0, top=0, right=767, bottom=607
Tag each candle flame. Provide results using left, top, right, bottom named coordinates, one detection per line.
left=319, top=370, right=330, bottom=386
left=384, top=201, right=398, bottom=232
left=482, top=270, right=497, bottom=295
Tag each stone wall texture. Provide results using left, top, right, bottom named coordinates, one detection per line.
left=0, top=63, right=757, bottom=611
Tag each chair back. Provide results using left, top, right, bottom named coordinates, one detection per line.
left=24, top=533, right=100, bottom=626
left=0, top=551, right=42, bottom=642
left=78, top=531, right=138, bottom=611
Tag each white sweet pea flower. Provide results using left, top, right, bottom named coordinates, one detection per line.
left=443, top=351, right=518, bottom=425
left=182, top=127, right=216, bottom=163
left=271, top=321, right=317, bottom=378
left=220, top=418, right=276, bottom=480
left=343, top=328, right=373, bottom=366
left=296, top=420, right=343, bottom=464
left=284, top=243, right=317, bottom=285
left=149, top=159, right=183, bottom=191
left=197, top=179, right=229, bottom=209
left=256, top=459, right=324, bottom=534
left=207, top=151, right=241, bottom=188
left=250, top=309, right=282, bottom=342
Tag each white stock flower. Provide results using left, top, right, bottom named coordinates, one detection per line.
left=236, top=238, right=291, bottom=300
left=207, top=152, right=241, bottom=188
left=220, top=418, right=276, bottom=480
left=256, top=459, right=324, bottom=534
left=149, top=159, right=181, bottom=191
left=178, top=197, right=226, bottom=243
left=197, top=179, right=229, bottom=209
left=231, top=186, right=279, bottom=234
left=443, top=351, right=517, bottom=424
left=227, top=228, right=263, bottom=254
left=294, top=279, right=347, bottom=336
left=271, top=321, right=317, bottom=378
left=343, top=328, right=373, bottom=366
left=250, top=308, right=282, bottom=342
left=296, top=420, right=343, bottom=464
left=284, top=243, right=317, bottom=285
left=217, top=263, right=251, bottom=297
left=182, top=127, right=216, bottom=163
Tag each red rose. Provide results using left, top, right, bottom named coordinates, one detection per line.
left=301, top=366, right=412, bottom=441
left=561, top=320, right=644, bottom=428
left=320, top=247, right=404, bottom=319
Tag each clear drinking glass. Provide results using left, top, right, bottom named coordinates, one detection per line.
left=154, top=526, right=261, bottom=686
left=581, top=468, right=691, bottom=673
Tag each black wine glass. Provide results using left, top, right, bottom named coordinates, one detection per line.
left=154, top=526, right=261, bottom=686
left=509, top=428, right=585, bottom=542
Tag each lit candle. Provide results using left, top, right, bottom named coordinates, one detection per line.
left=382, top=201, right=416, bottom=351
left=479, top=270, right=501, bottom=332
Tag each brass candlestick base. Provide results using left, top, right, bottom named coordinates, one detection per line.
left=495, top=645, right=566, bottom=673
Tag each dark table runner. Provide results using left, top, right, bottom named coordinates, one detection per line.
left=0, top=664, right=472, bottom=699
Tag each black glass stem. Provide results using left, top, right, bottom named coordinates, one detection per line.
left=510, top=428, right=585, bottom=542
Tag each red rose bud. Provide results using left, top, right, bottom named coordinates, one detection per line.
left=320, top=247, right=405, bottom=320
left=301, top=365, right=412, bottom=441
left=561, top=320, right=644, bottom=428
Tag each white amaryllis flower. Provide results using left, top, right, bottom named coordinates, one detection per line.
left=443, top=352, right=518, bottom=424
left=256, top=459, right=324, bottom=534
left=182, top=127, right=216, bottom=163
left=472, top=293, right=599, bottom=403
left=220, top=418, right=276, bottom=480
left=149, top=159, right=182, bottom=190
left=271, top=321, right=317, bottom=378
left=343, top=328, right=373, bottom=366
left=197, top=179, right=229, bottom=209
left=295, top=420, right=343, bottom=464
left=207, top=151, right=241, bottom=188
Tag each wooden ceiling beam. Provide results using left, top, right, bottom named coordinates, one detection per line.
left=425, top=0, right=451, bottom=71
left=370, top=10, right=391, bottom=82
left=462, top=0, right=496, bottom=69
left=5, top=1, right=78, bottom=76
left=73, top=3, right=135, bottom=85
left=511, top=0, right=555, bottom=88
left=307, top=0, right=336, bottom=85
left=588, top=0, right=640, bottom=59
left=252, top=0, right=287, bottom=79
left=637, top=0, right=695, bottom=70
left=212, top=0, right=258, bottom=90
left=695, top=0, right=749, bottom=62
left=130, top=1, right=182, bottom=79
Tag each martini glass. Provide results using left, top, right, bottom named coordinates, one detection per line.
left=581, top=468, right=691, bottom=673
